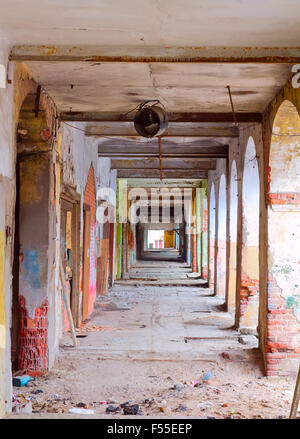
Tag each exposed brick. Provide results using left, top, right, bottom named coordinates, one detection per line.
left=18, top=296, right=48, bottom=375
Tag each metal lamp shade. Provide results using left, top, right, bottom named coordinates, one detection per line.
left=134, top=105, right=168, bottom=138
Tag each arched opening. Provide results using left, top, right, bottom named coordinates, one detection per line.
left=208, top=184, right=216, bottom=288
left=11, top=90, right=52, bottom=374
left=240, top=137, right=260, bottom=333
left=227, top=160, right=238, bottom=312
left=266, top=100, right=300, bottom=375
left=216, top=174, right=226, bottom=297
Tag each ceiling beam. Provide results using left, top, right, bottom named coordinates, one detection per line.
left=125, top=179, right=203, bottom=188
left=101, top=153, right=227, bottom=159
left=86, top=123, right=238, bottom=138
left=111, top=158, right=216, bottom=170
left=99, top=145, right=228, bottom=159
left=10, top=45, right=300, bottom=63
left=62, top=111, right=262, bottom=123
left=117, top=169, right=208, bottom=178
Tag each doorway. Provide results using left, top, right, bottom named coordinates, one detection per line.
left=60, top=191, right=80, bottom=327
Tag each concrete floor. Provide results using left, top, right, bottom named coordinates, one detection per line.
left=7, top=257, right=297, bottom=419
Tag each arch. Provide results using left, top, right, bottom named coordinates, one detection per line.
left=227, top=160, right=238, bottom=312
left=208, top=184, right=216, bottom=288
left=240, top=136, right=260, bottom=332
left=216, top=174, right=226, bottom=297
left=11, top=90, right=53, bottom=374
left=266, top=100, right=300, bottom=375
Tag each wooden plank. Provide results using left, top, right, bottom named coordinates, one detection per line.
left=289, top=364, right=300, bottom=419
left=59, top=258, right=78, bottom=348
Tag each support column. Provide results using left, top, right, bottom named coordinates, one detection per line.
left=200, top=185, right=209, bottom=280
left=121, top=222, right=128, bottom=279
left=185, top=196, right=192, bottom=266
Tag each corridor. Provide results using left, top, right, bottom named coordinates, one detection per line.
left=0, top=0, right=300, bottom=421
left=8, top=257, right=295, bottom=419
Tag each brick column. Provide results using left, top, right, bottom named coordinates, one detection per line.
left=265, top=192, right=300, bottom=375
left=18, top=297, right=48, bottom=376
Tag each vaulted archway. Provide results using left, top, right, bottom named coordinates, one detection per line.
left=266, top=100, right=300, bottom=375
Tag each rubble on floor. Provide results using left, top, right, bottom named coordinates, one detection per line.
left=8, top=261, right=298, bottom=419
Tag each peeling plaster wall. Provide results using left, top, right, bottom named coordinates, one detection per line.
left=209, top=124, right=264, bottom=346
left=230, top=126, right=263, bottom=333
left=269, top=102, right=300, bottom=321
left=96, top=157, right=117, bottom=293
left=264, top=98, right=300, bottom=375
left=0, top=51, right=42, bottom=416
left=0, top=50, right=38, bottom=415
left=56, top=124, right=98, bottom=340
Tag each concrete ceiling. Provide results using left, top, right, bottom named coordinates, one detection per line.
left=4, top=1, right=298, bottom=117
left=1, top=1, right=300, bottom=46
left=5, top=1, right=298, bottom=181
left=25, top=61, right=292, bottom=113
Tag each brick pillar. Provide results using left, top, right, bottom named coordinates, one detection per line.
left=18, top=297, right=48, bottom=376
left=266, top=273, right=300, bottom=376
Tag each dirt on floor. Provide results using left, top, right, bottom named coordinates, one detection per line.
left=7, top=260, right=298, bottom=419
left=9, top=348, right=296, bottom=419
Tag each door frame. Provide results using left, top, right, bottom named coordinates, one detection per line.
left=60, top=185, right=81, bottom=327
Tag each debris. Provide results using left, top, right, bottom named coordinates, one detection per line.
left=221, top=352, right=230, bottom=360
left=13, top=400, right=32, bottom=414
left=12, top=375, right=35, bottom=387
left=123, top=404, right=140, bottom=415
left=238, top=335, right=258, bottom=346
left=120, top=400, right=134, bottom=408
left=171, top=384, right=183, bottom=391
left=31, top=389, right=43, bottom=395
left=197, top=402, right=212, bottom=410
left=202, top=372, right=211, bottom=382
left=69, top=407, right=94, bottom=415
left=106, top=405, right=121, bottom=414
left=144, top=398, right=155, bottom=405
left=76, top=402, right=88, bottom=408
left=175, top=404, right=187, bottom=412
